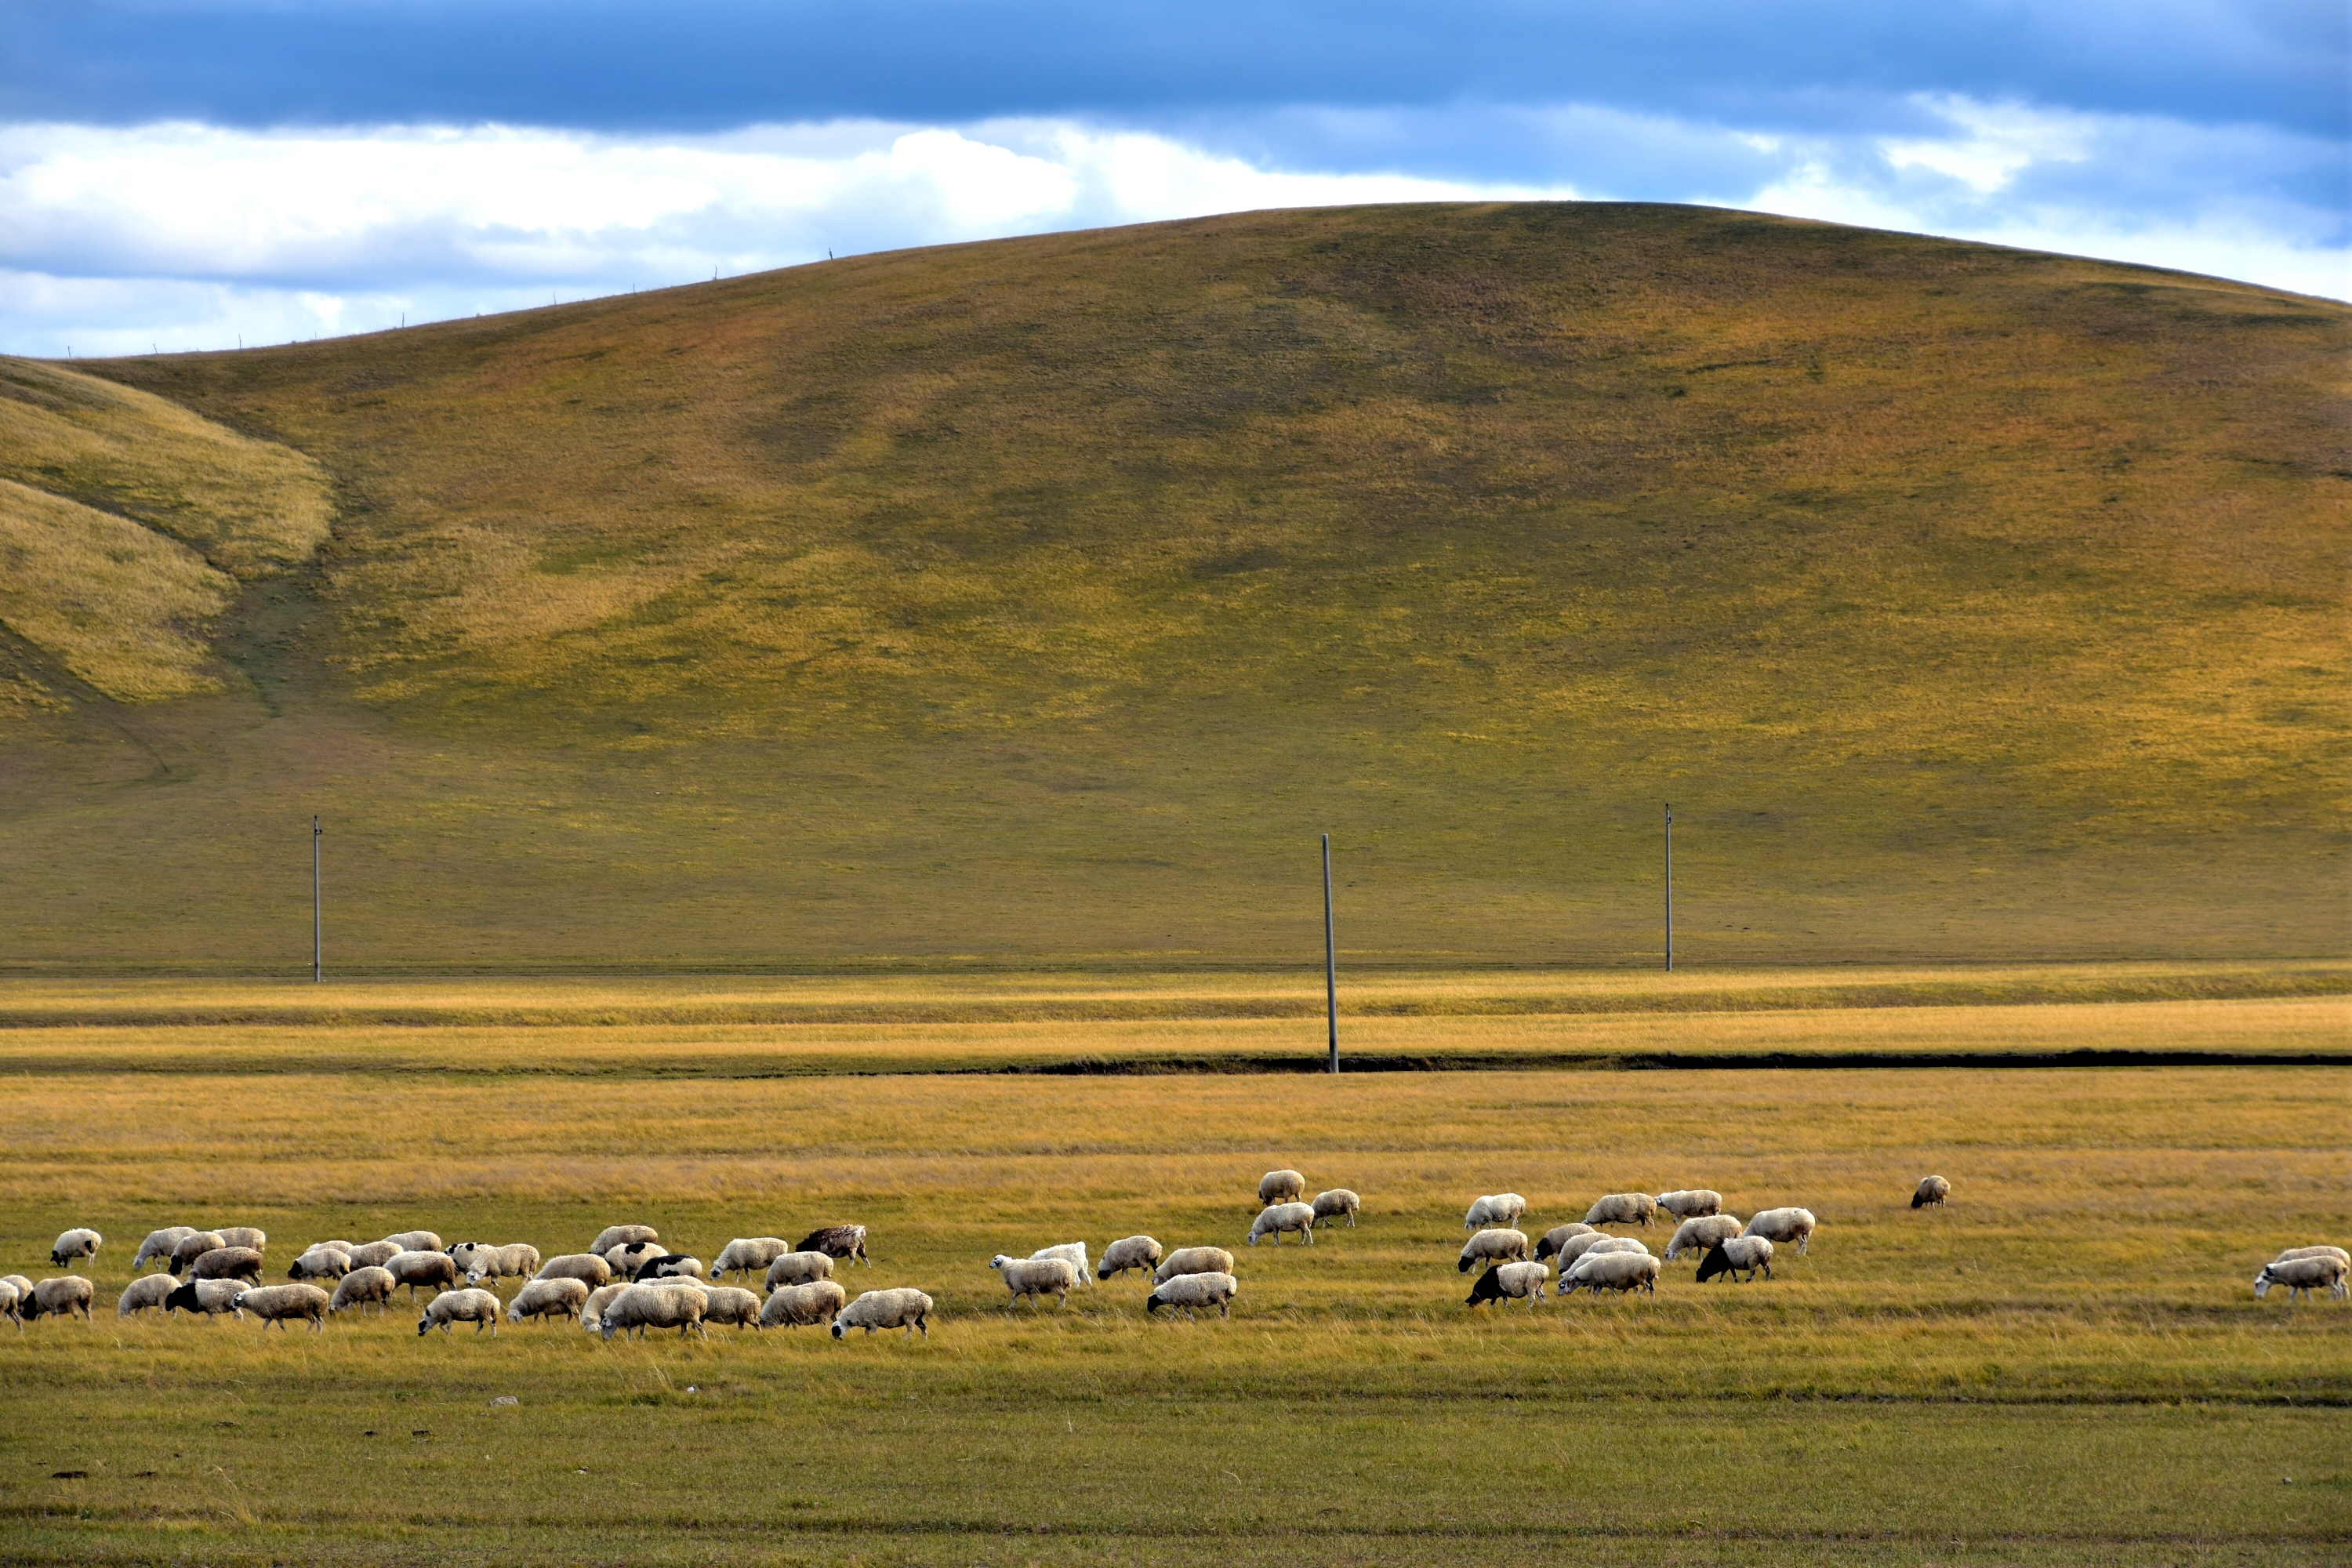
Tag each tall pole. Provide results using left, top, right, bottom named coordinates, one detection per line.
left=1663, top=802, right=1673, bottom=972
left=312, top=815, right=322, bottom=983
left=1322, top=833, right=1338, bottom=1073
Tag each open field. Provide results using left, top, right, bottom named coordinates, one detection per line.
left=3, top=975, right=2347, bottom=1563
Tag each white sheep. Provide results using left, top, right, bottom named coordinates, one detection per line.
left=1258, top=1169, right=1306, bottom=1207
left=1312, top=1189, right=1361, bottom=1229
left=328, top=1267, right=396, bottom=1316
left=165, top=1279, right=246, bottom=1318
left=1743, top=1208, right=1817, bottom=1254
left=234, top=1283, right=330, bottom=1331
left=192, top=1247, right=265, bottom=1283
left=1155, top=1247, right=1236, bottom=1284
left=386, top=1250, right=459, bottom=1298
left=1533, top=1223, right=1597, bottom=1260
left=1248, top=1202, right=1316, bottom=1246
left=2274, top=1245, right=2350, bottom=1267
left=1552, top=1232, right=1632, bottom=1270
left=1697, top=1236, right=1775, bottom=1283
left=117, top=1275, right=178, bottom=1316
left=344, top=1240, right=403, bottom=1270
left=713, top=1237, right=791, bottom=1281
left=579, top=1283, right=632, bottom=1334
left=379, top=1230, right=440, bottom=1254
left=506, top=1277, right=590, bottom=1323
left=1655, top=1190, right=1722, bottom=1219
left=1664, top=1215, right=1745, bottom=1263
left=1911, top=1176, right=1951, bottom=1209
left=168, top=1232, right=227, bottom=1275
left=0, top=1279, right=19, bottom=1330
left=600, top=1282, right=708, bottom=1341
left=1097, top=1236, right=1163, bottom=1281
left=830, top=1287, right=933, bottom=1340
left=761, top=1279, right=848, bottom=1330
left=1560, top=1250, right=1661, bottom=1297
left=700, top=1286, right=764, bottom=1329
left=2254, top=1255, right=2348, bottom=1302
left=1029, top=1242, right=1093, bottom=1287
left=1145, top=1272, right=1238, bottom=1320
left=23, top=1276, right=94, bottom=1323
left=1583, top=1193, right=1659, bottom=1228
left=1463, top=1194, right=1526, bottom=1232
left=216, top=1227, right=267, bottom=1252
left=990, top=1254, right=1080, bottom=1309
left=1457, top=1229, right=1530, bottom=1273
left=451, top=1242, right=541, bottom=1284
left=763, top=1251, right=835, bottom=1291
left=49, top=1228, right=102, bottom=1266
left=1465, top=1260, right=1550, bottom=1311
left=418, top=1287, right=503, bottom=1336
left=288, top=1243, right=352, bottom=1281
left=532, top=1253, right=613, bottom=1290
left=133, top=1227, right=198, bottom=1271
left=590, top=1225, right=660, bottom=1255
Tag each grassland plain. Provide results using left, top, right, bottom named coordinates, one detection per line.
left=2, top=977, right=2347, bottom=1563
left=2, top=203, right=2343, bottom=970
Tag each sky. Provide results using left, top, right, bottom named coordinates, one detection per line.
left=3, top=1, right=2345, bottom=356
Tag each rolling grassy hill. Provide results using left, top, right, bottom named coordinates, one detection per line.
left=2, top=202, right=2345, bottom=971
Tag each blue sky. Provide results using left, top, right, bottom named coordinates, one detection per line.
left=4, top=1, right=2344, bottom=354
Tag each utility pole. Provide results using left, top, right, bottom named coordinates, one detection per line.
left=1664, top=802, right=1674, bottom=972
left=312, top=815, right=323, bottom=983
left=1322, top=833, right=1338, bottom=1073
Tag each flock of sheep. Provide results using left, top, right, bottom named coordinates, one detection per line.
left=9, top=1171, right=2346, bottom=1341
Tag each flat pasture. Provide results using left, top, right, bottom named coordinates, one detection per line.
left=2, top=973, right=2346, bottom=1563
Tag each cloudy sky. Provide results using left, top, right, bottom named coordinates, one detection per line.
left=3, top=1, right=2344, bottom=356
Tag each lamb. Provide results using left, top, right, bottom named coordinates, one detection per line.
left=1457, top=1229, right=1530, bottom=1272
left=1534, top=1223, right=1597, bottom=1260
left=1463, top=1194, right=1527, bottom=1232
left=636, top=1254, right=706, bottom=1283
left=289, top=1243, right=353, bottom=1280
left=1559, top=1251, right=1661, bottom=1297
left=589, top=1225, right=659, bottom=1255
left=506, top=1277, right=591, bottom=1324
left=117, top=1275, right=179, bottom=1316
left=133, top=1227, right=198, bottom=1270
left=216, top=1226, right=268, bottom=1252
left=344, top=1240, right=404, bottom=1270
left=168, top=1232, right=227, bottom=1274
left=418, top=1287, right=503, bottom=1336
left=700, top=1286, right=764, bottom=1329
left=1145, top=1272, right=1239, bottom=1320
left=532, top=1253, right=613, bottom=1290
left=1583, top=1192, right=1660, bottom=1228
left=579, top=1283, right=631, bottom=1333
left=1098, top=1236, right=1163, bottom=1280
left=600, top=1281, right=709, bottom=1341
left=1743, top=1208, right=1817, bottom=1254
left=1911, top=1176, right=1951, bottom=1209
left=1029, top=1241, right=1093, bottom=1286
left=1655, top=1190, right=1722, bottom=1219
left=605, top=1241, right=666, bottom=1279
left=0, top=1279, right=18, bottom=1329
left=49, top=1228, right=102, bottom=1266
left=1155, top=1247, right=1236, bottom=1284
left=165, top=1279, right=246, bottom=1318
left=1312, top=1189, right=1362, bottom=1229
left=1697, top=1236, right=1775, bottom=1283
left=1664, top=1215, right=1745, bottom=1263
left=798, top=1225, right=869, bottom=1265
left=713, top=1237, right=791, bottom=1281
left=763, top=1251, right=836, bottom=1291
left=1258, top=1169, right=1306, bottom=1207
left=1465, top=1260, right=1550, bottom=1310
left=990, top=1254, right=1080, bottom=1309
left=1248, top=1202, right=1316, bottom=1246
left=2253, top=1255, right=2349, bottom=1302
left=386, top=1249, right=460, bottom=1299
left=329, top=1267, right=397, bottom=1316
left=450, top=1242, right=541, bottom=1284
left=234, top=1283, right=330, bottom=1332
left=379, top=1230, right=441, bottom=1254
left=192, top=1247, right=265, bottom=1283
left=830, top=1287, right=932, bottom=1339
left=760, top=1277, right=848, bottom=1328
left=23, top=1276, right=95, bottom=1323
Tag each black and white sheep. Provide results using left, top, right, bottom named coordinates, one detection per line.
left=1664, top=1215, right=1745, bottom=1264
left=1145, top=1272, right=1238, bottom=1320
left=763, top=1250, right=835, bottom=1291
left=1655, top=1190, right=1722, bottom=1220
left=133, top=1227, right=198, bottom=1271
left=1029, top=1242, right=1093, bottom=1286
left=24, top=1276, right=95, bottom=1323
left=506, top=1277, right=590, bottom=1323
left=1583, top=1193, right=1659, bottom=1229
left=1155, top=1247, right=1236, bottom=1284
left=1463, top=1193, right=1526, bottom=1232
left=604, top=1240, right=666, bottom=1279
left=1911, top=1176, right=1951, bottom=1209
left=386, top=1250, right=460, bottom=1300
left=1696, top=1236, right=1774, bottom=1283
left=165, top=1279, right=246, bottom=1318
left=192, top=1247, right=265, bottom=1284
left=451, top=1242, right=540, bottom=1284
left=1743, top=1208, right=1817, bottom=1255
left=1312, top=1189, right=1361, bottom=1229
left=589, top=1225, right=659, bottom=1256
left=117, top=1275, right=178, bottom=1316
left=600, top=1282, right=709, bottom=1341
left=1258, top=1169, right=1306, bottom=1207
left=344, top=1240, right=404, bottom=1270
left=167, top=1231, right=227, bottom=1275
left=49, top=1228, right=102, bottom=1266
left=634, top=1253, right=706, bottom=1283
left=532, top=1253, right=613, bottom=1290
left=990, top=1254, right=1080, bottom=1309
left=288, top=1243, right=352, bottom=1281
left=829, top=1287, right=931, bottom=1339
left=1534, top=1223, right=1597, bottom=1261
left=1559, top=1251, right=1661, bottom=1297
left=1465, top=1260, right=1550, bottom=1310
left=2254, top=1255, right=2348, bottom=1302
left=328, top=1266, right=397, bottom=1316
left=379, top=1230, right=441, bottom=1254
left=216, top=1226, right=268, bottom=1253
left=234, top=1283, right=330, bottom=1331
left=1248, top=1202, right=1316, bottom=1247
left=798, top=1225, right=869, bottom=1266
left=1098, top=1236, right=1163, bottom=1280
left=1457, top=1229, right=1530, bottom=1273
left=418, top=1287, right=503, bottom=1336
left=713, top=1237, right=790, bottom=1281
left=761, top=1279, right=848, bottom=1329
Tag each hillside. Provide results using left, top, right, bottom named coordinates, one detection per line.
left=2, top=202, right=2345, bottom=971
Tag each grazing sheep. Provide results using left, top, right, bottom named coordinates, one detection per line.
left=599, top=1281, right=709, bottom=1341
left=1697, top=1236, right=1775, bottom=1283
left=22, top=1276, right=93, bottom=1323
left=579, top=1283, right=632, bottom=1333
left=165, top=1279, right=247, bottom=1318
left=380, top=1230, right=441, bottom=1254
left=1534, top=1223, right=1598, bottom=1261
left=713, top=1237, right=790, bottom=1281
left=289, top=1243, right=353, bottom=1281
left=1465, top=1260, right=1550, bottom=1310
left=1655, top=1190, right=1722, bottom=1220
left=1248, top=1202, right=1316, bottom=1247
left=589, top=1225, right=660, bottom=1255
left=797, top=1225, right=869, bottom=1266
left=418, top=1287, right=503, bottom=1336
left=605, top=1241, right=666, bottom=1278
left=1258, top=1169, right=1306, bottom=1207
left=234, top=1283, right=330, bottom=1332
left=532, top=1253, right=613, bottom=1290
left=2, top=1273, right=29, bottom=1297
left=760, top=1279, right=849, bottom=1330
left=990, top=1254, right=1080, bottom=1309
left=133, top=1227, right=198, bottom=1271
left=1911, top=1176, right=1951, bottom=1210
left=1145, top=1272, right=1239, bottom=1320
left=1098, top=1236, right=1163, bottom=1281
left=2254, top=1255, right=2348, bottom=1302
left=49, top=1228, right=102, bottom=1266
left=192, top=1247, right=265, bottom=1284
left=1463, top=1194, right=1527, bottom=1232
left=1030, top=1242, right=1093, bottom=1287
left=1560, top=1250, right=1661, bottom=1298
left=1457, top=1229, right=1531, bottom=1273
left=830, top=1287, right=932, bottom=1340
left=1312, top=1190, right=1361, bottom=1229
left=636, top=1254, right=706, bottom=1283
left=1555, top=1234, right=1649, bottom=1271
left=506, top=1277, right=590, bottom=1324
left=168, top=1232, right=227, bottom=1274
left=2274, top=1245, right=2350, bottom=1268
left=451, top=1242, right=541, bottom=1284
left=1664, top=1215, right=1745, bottom=1264
left=344, top=1240, right=403, bottom=1270
left=1155, top=1247, right=1236, bottom=1285
left=699, top=1286, right=763, bottom=1329
left=0, top=1279, right=19, bottom=1330
left=328, top=1267, right=397, bottom=1316
left=216, top=1227, right=267, bottom=1252
left=763, top=1251, right=836, bottom=1291
left=118, top=1275, right=179, bottom=1316
left=1743, top=1208, right=1817, bottom=1255
left=1583, top=1193, right=1660, bottom=1229
left=387, top=1250, right=460, bottom=1300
